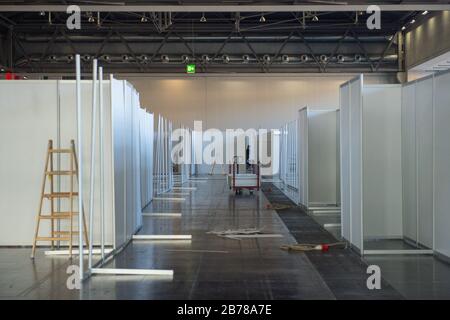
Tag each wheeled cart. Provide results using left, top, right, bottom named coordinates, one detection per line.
left=227, top=160, right=260, bottom=195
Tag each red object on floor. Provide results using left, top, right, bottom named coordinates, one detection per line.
left=5, top=72, right=14, bottom=80
left=321, top=244, right=330, bottom=252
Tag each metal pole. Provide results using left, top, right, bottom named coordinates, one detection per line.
left=88, top=59, right=98, bottom=270
left=99, top=66, right=105, bottom=260
left=75, top=54, right=84, bottom=281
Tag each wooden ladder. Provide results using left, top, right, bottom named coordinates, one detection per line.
left=31, top=140, right=89, bottom=259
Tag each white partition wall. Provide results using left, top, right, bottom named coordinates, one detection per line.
left=401, top=78, right=434, bottom=249
left=433, top=71, right=450, bottom=259
left=139, top=109, right=154, bottom=209
left=340, top=75, right=436, bottom=256
left=0, top=78, right=152, bottom=250
left=362, top=84, right=403, bottom=241
left=279, top=120, right=299, bottom=203
left=278, top=107, right=339, bottom=209
left=299, top=107, right=340, bottom=208
left=400, top=70, right=450, bottom=260
left=154, top=115, right=174, bottom=194
left=341, top=76, right=404, bottom=253
left=0, top=81, right=59, bottom=245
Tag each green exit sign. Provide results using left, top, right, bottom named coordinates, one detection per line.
left=186, top=64, right=196, bottom=74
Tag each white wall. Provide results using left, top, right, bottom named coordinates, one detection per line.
left=362, top=85, right=403, bottom=239
left=341, top=78, right=403, bottom=250
left=125, top=74, right=389, bottom=130
left=0, top=81, right=59, bottom=245
left=434, top=71, right=450, bottom=258
left=308, top=109, right=339, bottom=206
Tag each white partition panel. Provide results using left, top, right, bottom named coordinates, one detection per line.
left=111, top=79, right=127, bottom=248
left=341, top=75, right=437, bottom=255
left=349, top=77, right=363, bottom=251
left=308, top=109, right=338, bottom=206
left=280, top=107, right=339, bottom=209
left=401, top=83, right=417, bottom=242
left=415, top=78, right=434, bottom=248
left=362, top=85, right=403, bottom=239
left=298, top=109, right=308, bottom=207
left=434, top=71, right=450, bottom=258
left=340, top=84, right=351, bottom=241
left=59, top=80, right=115, bottom=246
left=139, top=109, right=154, bottom=209
left=0, top=81, right=58, bottom=245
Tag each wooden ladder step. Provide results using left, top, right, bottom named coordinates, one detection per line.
left=53, top=231, right=79, bottom=235
left=49, top=149, right=72, bottom=153
left=45, top=171, right=77, bottom=176
left=39, top=213, right=79, bottom=219
left=36, top=236, right=71, bottom=241
left=43, top=192, right=78, bottom=198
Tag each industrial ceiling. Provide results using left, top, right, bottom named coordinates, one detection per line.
left=0, top=1, right=446, bottom=74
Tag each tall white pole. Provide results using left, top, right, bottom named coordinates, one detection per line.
left=75, top=54, right=84, bottom=280
left=99, top=67, right=105, bottom=260
left=88, top=59, right=98, bottom=270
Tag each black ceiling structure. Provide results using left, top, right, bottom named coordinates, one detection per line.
left=0, top=1, right=446, bottom=74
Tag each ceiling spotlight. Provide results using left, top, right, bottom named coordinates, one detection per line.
left=140, top=55, right=149, bottom=63
left=161, top=55, right=170, bottom=63
left=358, top=11, right=364, bottom=16
left=122, top=55, right=129, bottom=62
left=202, top=54, right=210, bottom=64
left=422, top=11, right=429, bottom=15
left=242, top=54, right=250, bottom=63
left=263, top=55, right=271, bottom=64
left=300, top=54, right=309, bottom=62
left=259, top=14, right=266, bottom=23
left=48, top=55, right=57, bottom=62
left=222, top=55, right=230, bottom=64
left=66, top=55, right=74, bottom=63
left=281, top=55, right=290, bottom=63
left=82, top=55, right=91, bottom=62
left=181, top=55, right=190, bottom=64
left=39, top=11, right=46, bottom=16
left=312, top=15, right=319, bottom=22
left=101, top=54, right=110, bottom=62
left=87, top=12, right=95, bottom=23
left=401, top=26, right=406, bottom=31
left=337, top=55, right=345, bottom=63
left=200, top=13, right=207, bottom=23
left=354, top=54, right=362, bottom=62
left=141, top=14, right=148, bottom=23
left=410, top=19, right=416, bottom=24
left=320, top=55, right=328, bottom=62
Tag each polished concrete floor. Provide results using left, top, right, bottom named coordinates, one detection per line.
left=1, top=176, right=450, bottom=299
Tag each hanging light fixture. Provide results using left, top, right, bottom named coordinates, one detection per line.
left=39, top=11, right=46, bottom=17
left=141, top=14, right=148, bottom=23
left=260, top=14, right=266, bottom=23
left=422, top=11, right=429, bottom=15
left=87, top=12, right=95, bottom=23
left=312, top=14, right=319, bottom=22
left=200, top=13, right=207, bottom=23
